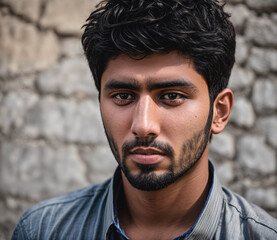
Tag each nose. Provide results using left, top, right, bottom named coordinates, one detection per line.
left=131, top=95, right=160, bottom=139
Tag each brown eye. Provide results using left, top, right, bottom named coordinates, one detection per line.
left=167, top=93, right=178, bottom=100
left=112, top=92, right=135, bottom=105
left=160, top=92, right=186, bottom=106
left=115, top=93, right=133, bottom=100
left=117, top=93, right=131, bottom=100
left=161, top=93, right=184, bottom=100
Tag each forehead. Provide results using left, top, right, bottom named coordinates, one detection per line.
left=101, top=52, right=208, bottom=91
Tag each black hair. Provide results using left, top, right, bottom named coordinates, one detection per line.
left=82, top=0, right=236, bottom=101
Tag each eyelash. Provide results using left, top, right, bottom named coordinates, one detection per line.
left=111, top=92, right=186, bottom=106
left=160, top=92, right=187, bottom=106
left=160, top=93, right=184, bottom=100
left=112, top=93, right=135, bottom=104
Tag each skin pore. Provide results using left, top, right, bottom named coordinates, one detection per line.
left=100, top=52, right=233, bottom=240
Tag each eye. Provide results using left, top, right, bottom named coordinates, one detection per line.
left=162, top=93, right=181, bottom=100
left=160, top=92, right=186, bottom=106
left=112, top=93, right=135, bottom=105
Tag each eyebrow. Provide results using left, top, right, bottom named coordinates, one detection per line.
left=104, top=78, right=198, bottom=92
left=147, top=79, right=197, bottom=92
left=104, top=79, right=141, bottom=91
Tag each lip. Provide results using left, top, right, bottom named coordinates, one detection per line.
left=129, top=147, right=166, bottom=165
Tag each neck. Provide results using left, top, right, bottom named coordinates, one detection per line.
left=118, top=151, right=211, bottom=238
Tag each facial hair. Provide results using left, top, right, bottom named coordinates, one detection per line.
left=105, top=107, right=213, bottom=191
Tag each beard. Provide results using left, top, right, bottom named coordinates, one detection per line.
left=105, top=107, right=213, bottom=191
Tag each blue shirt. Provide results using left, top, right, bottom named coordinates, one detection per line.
left=12, top=163, right=277, bottom=239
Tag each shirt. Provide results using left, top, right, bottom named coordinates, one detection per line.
left=11, top=162, right=277, bottom=240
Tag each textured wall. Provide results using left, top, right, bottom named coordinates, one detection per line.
left=0, top=0, right=276, bottom=239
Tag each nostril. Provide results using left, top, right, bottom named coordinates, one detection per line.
left=131, top=116, right=160, bottom=138
left=131, top=126, right=159, bottom=139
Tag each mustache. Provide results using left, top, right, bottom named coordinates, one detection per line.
left=122, top=137, right=174, bottom=159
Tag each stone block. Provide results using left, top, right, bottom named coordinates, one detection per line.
left=237, top=135, right=276, bottom=175
left=37, top=57, right=97, bottom=98
left=229, top=64, right=254, bottom=91
left=22, top=97, right=107, bottom=144
left=248, top=47, right=277, bottom=74
left=215, top=161, right=234, bottom=185
left=63, top=100, right=107, bottom=144
left=80, top=145, right=118, bottom=184
left=210, top=132, right=235, bottom=158
left=0, top=74, right=35, bottom=93
left=23, top=96, right=65, bottom=140
left=226, top=0, right=245, bottom=3
left=252, top=79, right=277, bottom=114
left=246, top=16, right=277, bottom=47
left=40, top=0, right=98, bottom=35
left=246, top=0, right=277, bottom=12
left=229, top=96, right=255, bottom=128
left=60, top=38, right=84, bottom=58
left=225, top=4, right=251, bottom=32
left=235, top=36, right=249, bottom=65
left=272, top=13, right=277, bottom=22
left=0, top=91, right=38, bottom=134
left=0, top=13, right=59, bottom=76
left=257, top=116, right=277, bottom=148
left=246, top=188, right=277, bottom=209
left=0, top=142, right=88, bottom=199
left=1, top=0, right=40, bottom=22
left=248, top=48, right=269, bottom=74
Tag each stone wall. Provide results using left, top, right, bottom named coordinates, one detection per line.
left=0, top=0, right=276, bottom=239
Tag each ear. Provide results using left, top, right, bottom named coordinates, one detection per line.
left=211, top=88, right=233, bottom=134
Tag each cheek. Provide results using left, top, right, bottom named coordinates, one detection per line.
left=161, top=103, right=209, bottom=137
left=101, top=103, right=132, bottom=140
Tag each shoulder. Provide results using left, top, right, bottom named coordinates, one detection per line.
left=24, top=178, right=111, bottom=218
left=12, top=179, right=112, bottom=240
left=218, top=187, right=277, bottom=238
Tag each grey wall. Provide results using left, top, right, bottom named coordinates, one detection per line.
left=0, top=0, right=276, bottom=239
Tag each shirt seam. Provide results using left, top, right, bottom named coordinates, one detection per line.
left=20, top=188, right=107, bottom=222
left=17, top=221, right=29, bottom=240
left=226, top=200, right=277, bottom=234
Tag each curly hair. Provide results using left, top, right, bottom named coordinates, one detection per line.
left=82, top=0, right=236, bottom=101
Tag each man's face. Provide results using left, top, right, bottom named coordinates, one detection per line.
left=100, top=52, right=212, bottom=191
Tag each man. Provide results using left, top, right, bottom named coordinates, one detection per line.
left=12, top=0, right=277, bottom=239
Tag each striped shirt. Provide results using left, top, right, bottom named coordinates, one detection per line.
left=12, top=162, right=277, bottom=239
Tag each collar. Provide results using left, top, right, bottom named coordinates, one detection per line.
left=185, top=162, right=224, bottom=239
left=104, top=161, right=224, bottom=240
left=104, top=167, right=126, bottom=239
